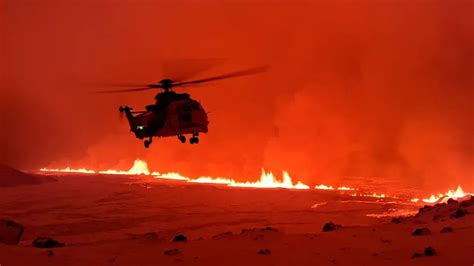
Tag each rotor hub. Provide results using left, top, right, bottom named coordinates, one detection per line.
left=159, top=79, right=174, bottom=91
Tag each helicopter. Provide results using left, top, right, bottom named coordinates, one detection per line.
left=99, top=66, right=268, bottom=148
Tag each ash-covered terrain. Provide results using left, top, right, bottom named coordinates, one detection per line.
left=1, top=169, right=472, bottom=266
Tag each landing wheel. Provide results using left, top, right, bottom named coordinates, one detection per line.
left=144, top=137, right=152, bottom=148
left=178, top=135, right=186, bottom=143
left=190, top=137, right=199, bottom=144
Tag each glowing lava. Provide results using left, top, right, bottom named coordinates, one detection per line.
left=39, top=167, right=96, bottom=174
left=154, top=169, right=311, bottom=189
left=99, top=159, right=150, bottom=175
left=38, top=159, right=472, bottom=203
left=315, top=184, right=334, bottom=190
left=314, top=184, right=357, bottom=191
left=417, top=185, right=471, bottom=204
left=230, top=170, right=310, bottom=189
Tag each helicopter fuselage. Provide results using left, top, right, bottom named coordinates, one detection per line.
left=120, top=92, right=209, bottom=147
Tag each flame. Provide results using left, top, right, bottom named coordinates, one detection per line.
left=315, top=184, right=334, bottom=190
left=99, top=159, right=150, bottom=175
left=414, top=185, right=472, bottom=204
left=229, top=170, right=310, bottom=189
left=422, top=195, right=440, bottom=203
left=351, top=192, right=386, bottom=199
left=153, top=172, right=190, bottom=181
left=154, top=169, right=310, bottom=189
left=39, top=167, right=96, bottom=174
left=337, top=186, right=356, bottom=191
left=446, top=185, right=467, bottom=199
left=39, top=160, right=472, bottom=203
left=189, top=177, right=235, bottom=185
left=315, top=184, right=357, bottom=191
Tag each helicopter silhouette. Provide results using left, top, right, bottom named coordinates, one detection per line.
left=99, top=66, right=268, bottom=148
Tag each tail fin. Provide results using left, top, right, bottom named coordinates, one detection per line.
left=119, top=106, right=135, bottom=129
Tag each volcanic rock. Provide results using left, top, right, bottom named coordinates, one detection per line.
left=432, top=214, right=445, bottom=221
left=32, top=237, right=65, bottom=248
left=391, top=217, right=402, bottom=224
left=411, top=227, right=431, bottom=236
left=0, top=164, right=56, bottom=187
left=440, top=227, right=453, bottom=233
left=0, top=219, right=25, bottom=245
left=447, top=198, right=458, bottom=205
left=424, top=246, right=436, bottom=256
left=163, top=249, right=181, bottom=256
left=322, top=222, right=342, bottom=232
left=452, top=208, right=468, bottom=218
left=460, top=200, right=472, bottom=207
left=416, top=205, right=433, bottom=216
left=172, top=234, right=187, bottom=242
left=257, top=249, right=271, bottom=255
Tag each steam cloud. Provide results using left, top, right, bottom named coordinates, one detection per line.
left=2, top=0, right=472, bottom=191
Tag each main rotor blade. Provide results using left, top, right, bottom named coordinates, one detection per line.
left=95, top=87, right=156, bottom=93
left=105, top=83, right=150, bottom=87
left=173, top=66, right=270, bottom=87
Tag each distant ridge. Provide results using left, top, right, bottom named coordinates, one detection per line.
left=0, top=164, right=56, bottom=187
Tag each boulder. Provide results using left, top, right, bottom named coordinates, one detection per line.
left=172, top=234, right=187, bottom=242
left=447, top=198, right=458, bottom=205
left=322, top=222, right=342, bottom=232
left=0, top=219, right=25, bottom=245
left=452, top=208, right=468, bottom=218
left=261, top=226, right=278, bottom=232
left=391, top=217, right=402, bottom=224
left=257, top=249, right=271, bottom=255
left=424, top=246, right=436, bottom=256
left=32, top=237, right=65, bottom=248
left=412, top=227, right=431, bottom=236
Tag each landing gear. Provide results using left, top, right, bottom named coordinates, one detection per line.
left=144, top=137, right=152, bottom=148
left=190, top=137, right=199, bottom=144
left=178, top=135, right=186, bottom=143
left=189, top=132, right=199, bottom=144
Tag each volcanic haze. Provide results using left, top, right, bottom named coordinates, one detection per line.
left=2, top=0, right=473, bottom=191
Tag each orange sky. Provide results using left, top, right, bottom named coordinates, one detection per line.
left=2, top=0, right=473, bottom=191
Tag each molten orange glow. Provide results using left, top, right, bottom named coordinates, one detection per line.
left=314, top=184, right=357, bottom=191
left=39, top=167, right=96, bottom=174
left=155, top=169, right=310, bottom=189
left=189, top=177, right=235, bottom=185
left=229, top=170, right=310, bottom=189
left=98, top=159, right=150, bottom=175
left=415, top=185, right=472, bottom=204
left=315, top=184, right=334, bottom=190
left=39, top=159, right=472, bottom=203
left=153, top=172, right=190, bottom=181
left=337, top=186, right=356, bottom=191
left=351, top=192, right=386, bottom=199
